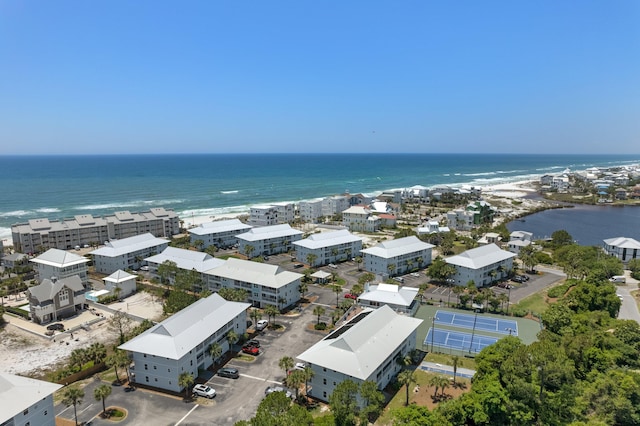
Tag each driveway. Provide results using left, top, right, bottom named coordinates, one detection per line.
left=56, top=308, right=326, bottom=425
left=616, top=275, right=640, bottom=322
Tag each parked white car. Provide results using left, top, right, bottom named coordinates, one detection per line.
left=193, top=384, right=216, bottom=398
left=265, top=386, right=293, bottom=398
left=256, top=319, right=269, bottom=331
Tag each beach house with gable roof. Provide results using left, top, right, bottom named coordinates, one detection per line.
left=603, top=237, right=640, bottom=265
left=0, top=372, right=62, bottom=426
left=188, top=219, right=253, bottom=249
left=236, top=224, right=303, bottom=258
left=119, top=293, right=250, bottom=393
left=204, top=258, right=303, bottom=309
left=342, top=206, right=380, bottom=232
left=357, top=283, right=420, bottom=315
left=292, top=229, right=363, bottom=267
left=445, top=243, right=516, bottom=287
left=30, top=248, right=90, bottom=286
left=27, top=275, right=86, bottom=324
left=360, top=236, right=434, bottom=278
left=296, top=305, right=422, bottom=405
left=90, top=233, right=169, bottom=274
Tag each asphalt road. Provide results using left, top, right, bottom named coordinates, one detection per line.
left=615, top=275, right=640, bottom=322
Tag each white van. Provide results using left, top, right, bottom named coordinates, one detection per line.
left=609, top=275, right=626, bottom=283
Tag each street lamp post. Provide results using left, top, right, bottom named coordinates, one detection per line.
left=505, top=327, right=514, bottom=336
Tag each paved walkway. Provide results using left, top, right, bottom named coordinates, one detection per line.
left=419, top=361, right=476, bottom=379
left=616, top=273, right=640, bottom=323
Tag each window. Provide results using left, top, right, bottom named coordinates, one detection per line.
left=323, top=379, right=327, bottom=385
left=145, top=376, right=149, bottom=382
left=23, top=409, right=29, bottom=415
left=153, top=365, right=157, bottom=370
left=44, top=411, right=48, bottom=416
left=144, top=364, right=148, bottom=370
left=155, top=378, right=158, bottom=382
left=323, top=391, right=327, bottom=398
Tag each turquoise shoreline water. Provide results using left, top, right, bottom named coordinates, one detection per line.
left=0, top=153, right=638, bottom=243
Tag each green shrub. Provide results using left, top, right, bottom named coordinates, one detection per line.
left=547, top=283, right=571, bottom=298
left=511, top=308, right=527, bottom=317
left=5, top=306, right=30, bottom=319
left=315, top=322, right=327, bottom=330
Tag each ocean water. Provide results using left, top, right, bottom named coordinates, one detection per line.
left=0, top=153, right=638, bottom=243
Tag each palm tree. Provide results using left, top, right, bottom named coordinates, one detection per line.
left=387, top=263, right=396, bottom=277
left=355, top=256, right=363, bottom=271
left=94, top=384, right=112, bottom=417
left=87, top=342, right=107, bottom=365
left=397, top=370, right=416, bottom=406
left=332, top=283, right=342, bottom=307
left=428, top=374, right=441, bottom=398
left=279, top=356, right=294, bottom=378
left=62, top=387, right=84, bottom=426
left=306, top=253, right=317, bottom=267
left=244, top=244, right=255, bottom=259
left=302, top=365, right=315, bottom=396
left=264, top=304, right=279, bottom=327
left=298, top=282, right=308, bottom=300
left=209, top=342, right=223, bottom=366
left=106, top=349, right=130, bottom=384
left=178, top=372, right=195, bottom=399
left=250, top=308, right=262, bottom=328
left=313, top=305, right=325, bottom=325
left=351, top=283, right=364, bottom=297
left=286, top=369, right=306, bottom=399
left=439, top=375, right=450, bottom=397
left=226, top=330, right=239, bottom=352
left=451, top=355, right=460, bottom=385
left=416, top=256, right=424, bottom=268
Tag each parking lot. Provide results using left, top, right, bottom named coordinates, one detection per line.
left=55, top=306, right=326, bottom=425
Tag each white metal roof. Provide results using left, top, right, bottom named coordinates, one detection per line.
left=30, top=248, right=89, bottom=268
left=360, top=236, right=434, bottom=259
left=236, top=224, right=303, bottom=241
left=343, top=206, right=370, bottom=215
left=188, top=219, right=252, bottom=236
left=205, top=258, right=302, bottom=289
left=604, top=237, right=640, bottom=249
left=297, top=306, right=422, bottom=380
left=145, top=247, right=225, bottom=272
left=119, top=293, right=250, bottom=359
left=445, top=243, right=516, bottom=269
left=90, top=233, right=169, bottom=257
left=0, top=373, right=62, bottom=423
left=104, top=269, right=136, bottom=283
left=293, top=230, right=362, bottom=250
left=358, top=284, right=419, bottom=307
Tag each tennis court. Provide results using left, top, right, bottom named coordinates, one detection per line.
left=434, top=310, right=518, bottom=336
left=424, top=327, right=499, bottom=353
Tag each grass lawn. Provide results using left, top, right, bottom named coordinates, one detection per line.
left=377, top=369, right=471, bottom=425
left=512, top=292, right=549, bottom=316
left=424, top=352, right=476, bottom=371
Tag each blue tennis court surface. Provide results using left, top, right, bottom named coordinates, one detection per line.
left=434, top=310, right=518, bottom=336
left=424, top=328, right=499, bottom=353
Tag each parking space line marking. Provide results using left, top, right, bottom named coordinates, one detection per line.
left=240, top=373, right=280, bottom=384
left=175, top=404, right=199, bottom=426
left=78, top=404, right=94, bottom=415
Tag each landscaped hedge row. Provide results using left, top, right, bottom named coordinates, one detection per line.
left=547, top=282, right=574, bottom=298
left=5, top=306, right=30, bottom=319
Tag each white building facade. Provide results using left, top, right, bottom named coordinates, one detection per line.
left=0, top=373, right=62, bottom=426
left=445, top=243, right=516, bottom=287
left=90, top=233, right=170, bottom=274
left=144, top=247, right=225, bottom=289
left=361, top=236, right=434, bottom=278
left=358, top=283, right=420, bottom=316
left=603, top=237, right=640, bottom=265
left=30, top=248, right=90, bottom=286
left=204, top=258, right=302, bottom=309
left=188, top=219, right=253, bottom=249
left=342, top=206, right=380, bottom=232
left=236, top=224, right=303, bottom=258
left=248, top=203, right=295, bottom=226
left=297, top=306, right=422, bottom=404
left=292, top=230, right=363, bottom=267
left=119, top=294, right=250, bottom=393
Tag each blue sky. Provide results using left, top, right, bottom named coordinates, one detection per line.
left=1, top=1, right=638, bottom=155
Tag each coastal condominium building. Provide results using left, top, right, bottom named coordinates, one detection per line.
left=11, top=207, right=180, bottom=254
left=204, top=258, right=303, bottom=309
left=342, top=206, right=380, bottom=232
left=297, top=306, right=422, bottom=405
left=292, top=229, right=363, bottom=267
left=119, top=293, right=250, bottom=393
left=248, top=203, right=295, bottom=226
left=445, top=243, right=516, bottom=287
left=321, top=196, right=350, bottom=217
left=603, top=237, right=640, bottom=265
left=361, top=236, right=434, bottom=278
left=90, top=233, right=170, bottom=274
left=188, top=219, right=253, bottom=249
left=236, top=224, right=303, bottom=258
left=0, top=373, right=62, bottom=426
left=357, top=283, right=420, bottom=316
left=30, top=248, right=90, bottom=285
left=144, top=247, right=225, bottom=289
left=298, top=200, right=324, bottom=222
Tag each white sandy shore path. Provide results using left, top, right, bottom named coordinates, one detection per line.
left=0, top=292, right=163, bottom=377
